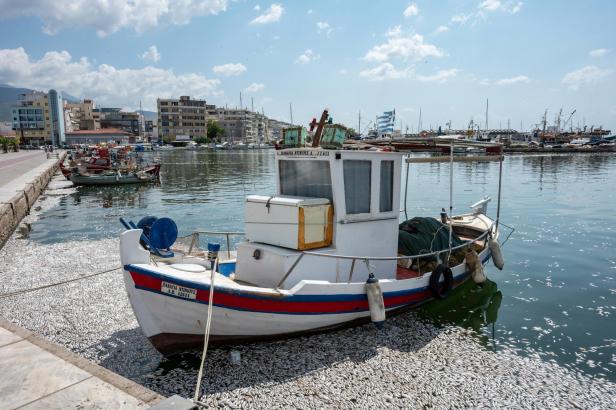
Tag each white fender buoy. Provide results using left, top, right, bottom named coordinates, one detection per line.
left=365, top=273, right=385, bottom=328
left=489, top=237, right=505, bottom=270
left=465, top=250, right=486, bottom=284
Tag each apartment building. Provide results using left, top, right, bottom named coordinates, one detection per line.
left=157, top=96, right=207, bottom=141
left=11, top=89, right=65, bottom=146
left=65, top=99, right=100, bottom=131
left=96, top=108, right=142, bottom=136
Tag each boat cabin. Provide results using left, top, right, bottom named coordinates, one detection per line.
left=235, top=148, right=404, bottom=289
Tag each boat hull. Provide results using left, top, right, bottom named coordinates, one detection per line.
left=70, top=173, right=156, bottom=186
left=123, top=250, right=491, bottom=354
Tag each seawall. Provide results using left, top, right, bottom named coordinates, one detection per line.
left=0, top=151, right=66, bottom=248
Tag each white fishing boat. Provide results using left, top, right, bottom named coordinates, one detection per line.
left=120, top=122, right=509, bottom=354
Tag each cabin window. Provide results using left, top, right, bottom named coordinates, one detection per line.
left=279, top=160, right=333, bottom=201
left=380, top=160, right=394, bottom=212
left=343, top=160, right=371, bottom=214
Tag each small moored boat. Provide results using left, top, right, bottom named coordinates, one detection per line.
left=120, top=114, right=510, bottom=354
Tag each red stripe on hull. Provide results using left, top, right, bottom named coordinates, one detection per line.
left=128, top=270, right=436, bottom=314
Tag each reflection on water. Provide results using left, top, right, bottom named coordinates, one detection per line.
left=420, top=279, right=502, bottom=331
left=419, top=279, right=503, bottom=348
left=26, top=150, right=616, bottom=381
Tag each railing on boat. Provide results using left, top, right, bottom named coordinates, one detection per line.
left=276, top=226, right=493, bottom=288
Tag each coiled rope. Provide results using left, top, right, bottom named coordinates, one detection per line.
left=0, top=267, right=121, bottom=299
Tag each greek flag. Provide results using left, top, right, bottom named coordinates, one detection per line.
left=377, top=109, right=395, bottom=134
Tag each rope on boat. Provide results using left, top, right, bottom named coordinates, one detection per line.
left=0, top=267, right=121, bottom=299
left=193, top=258, right=217, bottom=404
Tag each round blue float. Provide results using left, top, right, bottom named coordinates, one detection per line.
left=149, top=217, right=178, bottom=250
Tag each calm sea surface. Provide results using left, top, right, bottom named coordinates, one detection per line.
left=28, top=150, right=616, bottom=381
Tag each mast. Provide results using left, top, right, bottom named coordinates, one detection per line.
left=240, top=92, right=243, bottom=110
left=289, top=103, right=294, bottom=125
left=251, top=97, right=254, bottom=113
left=485, top=98, right=489, bottom=131
left=139, top=100, right=143, bottom=139
left=358, top=111, right=361, bottom=138
left=418, top=107, right=422, bottom=133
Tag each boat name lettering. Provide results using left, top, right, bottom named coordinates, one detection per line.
left=279, top=150, right=330, bottom=157
left=161, top=281, right=197, bottom=300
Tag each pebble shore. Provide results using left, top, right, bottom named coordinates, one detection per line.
left=0, top=176, right=615, bottom=408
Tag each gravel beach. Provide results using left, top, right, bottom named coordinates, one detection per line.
left=1, top=175, right=614, bottom=408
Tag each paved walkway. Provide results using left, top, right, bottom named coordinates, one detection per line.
left=0, top=151, right=50, bottom=188
left=0, top=151, right=63, bottom=204
left=0, top=320, right=163, bottom=409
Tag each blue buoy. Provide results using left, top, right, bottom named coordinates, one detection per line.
left=149, top=217, right=178, bottom=250
left=137, top=216, right=158, bottom=239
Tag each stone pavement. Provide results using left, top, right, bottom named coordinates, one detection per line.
left=0, top=319, right=163, bottom=409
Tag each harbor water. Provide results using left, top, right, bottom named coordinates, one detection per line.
left=22, top=150, right=616, bottom=382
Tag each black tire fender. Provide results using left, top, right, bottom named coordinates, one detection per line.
left=429, top=264, right=453, bottom=299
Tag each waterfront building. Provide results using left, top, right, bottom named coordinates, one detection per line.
left=157, top=96, right=207, bottom=142
left=213, top=108, right=292, bottom=144
left=65, top=128, right=131, bottom=145
left=215, top=108, right=257, bottom=143
left=96, top=108, right=142, bottom=136
left=65, top=99, right=100, bottom=131
left=11, top=90, right=66, bottom=146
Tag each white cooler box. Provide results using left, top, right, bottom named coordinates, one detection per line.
left=245, top=195, right=333, bottom=250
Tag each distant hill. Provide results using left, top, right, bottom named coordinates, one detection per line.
left=142, top=111, right=157, bottom=121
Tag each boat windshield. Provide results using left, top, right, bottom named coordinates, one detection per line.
left=279, top=160, right=333, bottom=202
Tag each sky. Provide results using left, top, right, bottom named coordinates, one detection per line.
left=0, top=0, right=614, bottom=133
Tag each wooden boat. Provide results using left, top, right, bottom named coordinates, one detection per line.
left=70, top=166, right=160, bottom=186
left=120, top=120, right=509, bottom=354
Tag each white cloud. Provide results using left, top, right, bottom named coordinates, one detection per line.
left=254, top=4, right=260, bottom=11
left=494, top=75, right=530, bottom=85
left=403, top=3, right=419, bottom=17
left=244, top=82, right=265, bottom=93
left=435, top=25, right=449, bottom=34
left=415, top=68, right=460, bottom=83
left=359, top=63, right=411, bottom=81
left=451, top=13, right=472, bottom=25
left=452, top=1, right=522, bottom=26
left=0, top=0, right=228, bottom=37
left=307, top=9, right=313, bottom=15
left=0, top=47, right=221, bottom=111
left=338, top=69, right=348, bottom=75
left=562, top=65, right=612, bottom=90
left=479, top=0, right=501, bottom=12
left=139, top=45, right=160, bottom=63
left=316, top=21, right=333, bottom=37
left=589, top=48, right=609, bottom=58
left=478, top=0, right=523, bottom=15
left=295, top=49, right=319, bottom=64
left=250, top=3, right=283, bottom=24
left=212, top=63, right=247, bottom=76
left=364, top=30, right=444, bottom=62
